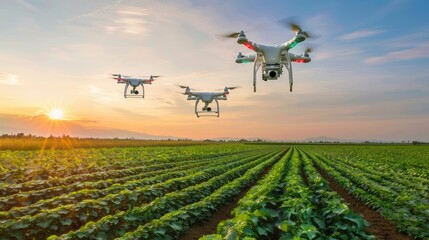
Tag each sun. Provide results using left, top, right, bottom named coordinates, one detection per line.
left=48, top=108, right=64, bottom=120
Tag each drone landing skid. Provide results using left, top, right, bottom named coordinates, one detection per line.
left=195, top=99, right=220, bottom=118
left=124, top=94, right=145, bottom=98
left=124, top=83, right=145, bottom=99
left=195, top=111, right=220, bottom=118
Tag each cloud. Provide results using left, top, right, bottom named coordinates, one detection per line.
left=12, top=0, right=40, bottom=12
left=105, top=7, right=149, bottom=35
left=338, top=29, right=383, bottom=40
left=0, top=73, right=19, bottom=85
left=70, top=0, right=123, bottom=21
left=364, top=41, right=429, bottom=64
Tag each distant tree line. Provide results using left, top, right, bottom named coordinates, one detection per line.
left=0, top=133, right=209, bottom=151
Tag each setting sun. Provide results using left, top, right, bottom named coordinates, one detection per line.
left=48, top=109, right=64, bottom=120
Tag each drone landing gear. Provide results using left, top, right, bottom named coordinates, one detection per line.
left=194, top=99, right=220, bottom=117
left=253, top=60, right=261, bottom=92
left=283, top=54, right=293, bottom=92
left=124, top=83, right=145, bottom=98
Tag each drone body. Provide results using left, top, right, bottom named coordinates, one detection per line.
left=228, top=22, right=312, bottom=92
left=180, top=86, right=237, bottom=117
left=111, top=74, right=160, bottom=98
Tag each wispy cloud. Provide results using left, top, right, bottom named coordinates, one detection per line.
left=70, top=0, right=123, bottom=21
left=0, top=73, right=19, bottom=85
left=338, top=29, right=383, bottom=40
left=365, top=41, right=429, bottom=64
left=106, top=7, right=149, bottom=35
left=13, top=0, right=40, bottom=12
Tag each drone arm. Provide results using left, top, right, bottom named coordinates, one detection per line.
left=215, top=95, right=227, bottom=100
left=282, top=34, right=305, bottom=51
left=284, top=52, right=311, bottom=63
left=237, top=35, right=259, bottom=51
left=236, top=53, right=256, bottom=64
left=243, top=40, right=259, bottom=51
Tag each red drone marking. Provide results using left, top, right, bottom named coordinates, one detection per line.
left=244, top=42, right=254, bottom=50
left=296, top=59, right=305, bottom=63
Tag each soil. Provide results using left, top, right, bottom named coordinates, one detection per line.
left=179, top=155, right=281, bottom=240
left=313, top=163, right=412, bottom=240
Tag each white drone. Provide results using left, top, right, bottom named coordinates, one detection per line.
left=224, top=20, right=313, bottom=92
left=179, top=86, right=238, bottom=117
left=111, top=74, right=160, bottom=98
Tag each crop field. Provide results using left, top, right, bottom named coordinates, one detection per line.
left=0, top=143, right=427, bottom=240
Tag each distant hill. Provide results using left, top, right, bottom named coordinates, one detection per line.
left=300, top=136, right=387, bottom=143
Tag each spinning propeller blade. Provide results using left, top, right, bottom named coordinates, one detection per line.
left=227, top=86, right=240, bottom=90
left=279, top=17, right=314, bottom=38
left=215, top=86, right=240, bottom=91
left=222, top=32, right=241, bottom=38
left=220, top=30, right=250, bottom=39
left=178, top=85, right=189, bottom=89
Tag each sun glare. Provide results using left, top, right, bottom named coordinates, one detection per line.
left=48, top=108, right=64, bottom=120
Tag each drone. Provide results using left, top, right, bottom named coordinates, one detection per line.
left=224, top=20, right=313, bottom=92
left=111, top=74, right=160, bottom=98
left=179, top=86, right=238, bottom=117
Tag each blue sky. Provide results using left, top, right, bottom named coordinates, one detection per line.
left=0, top=0, right=428, bottom=141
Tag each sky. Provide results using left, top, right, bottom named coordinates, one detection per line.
left=0, top=0, right=428, bottom=141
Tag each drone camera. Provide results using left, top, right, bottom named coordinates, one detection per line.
left=262, top=64, right=283, bottom=80
left=135, top=90, right=139, bottom=95
left=207, top=107, right=212, bottom=112
left=269, top=71, right=277, bottom=78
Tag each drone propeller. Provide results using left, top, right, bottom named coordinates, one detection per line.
left=111, top=74, right=120, bottom=77
left=178, top=85, right=189, bottom=89
left=279, top=17, right=314, bottom=38
left=227, top=86, right=240, bottom=90
left=305, top=47, right=313, bottom=54
left=220, top=30, right=249, bottom=39
left=222, top=32, right=241, bottom=38
left=215, top=86, right=240, bottom=91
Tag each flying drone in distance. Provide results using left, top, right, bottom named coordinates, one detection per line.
left=223, top=19, right=314, bottom=92
left=111, top=74, right=160, bottom=98
left=179, top=86, right=239, bottom=117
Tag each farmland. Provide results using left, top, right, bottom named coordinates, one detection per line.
left=0, top=143, right=427, bottom=239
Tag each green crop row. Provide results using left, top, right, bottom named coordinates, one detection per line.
left=116, top=149, right=287, bottom=240
left=0, top=144, right=255, bottom=186
left=202, top=147, right=294, bottom=239
left=49, top=149, right=284, bottom=240
left=0, top=146, right=253, bottom=197
left=305, top=149, right=428, bottom=239
left=1, top=149, right=270, bottom=220
left=301, top=145, right=429, bottom=185
left=298, top=148, right=374, bottom=239
left=314, top=152, right=428, bottom=216
left=0, top=147, right=281, bottom=240
left=203, top=147, right=373, bottom=240
left=0, top=148, right=268, bottom=215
